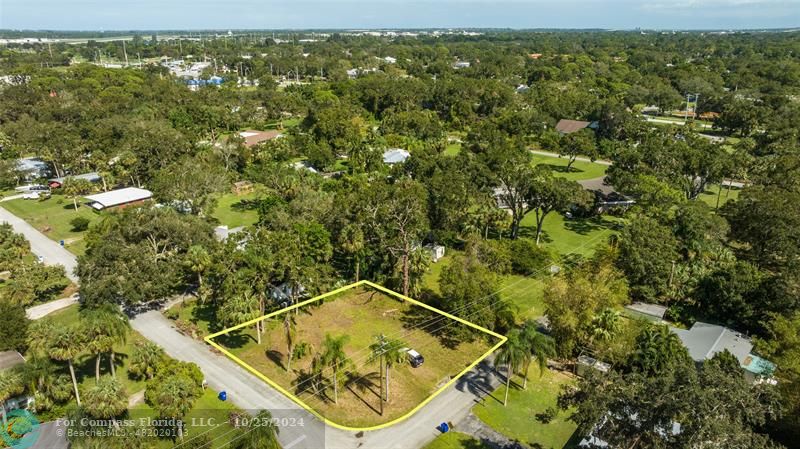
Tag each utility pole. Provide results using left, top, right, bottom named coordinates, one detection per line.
left=122, top=40, right=129, bottom=66
left=376, top=334, right=387, bottom=416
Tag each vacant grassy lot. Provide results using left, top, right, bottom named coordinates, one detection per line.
left=213, top=286, right=496, bottom=427
left=532, top=154, right=608, bottom=182
left=698, top=183, right=741, bottom=209
left=473, top=366, right=579, bottom=449
left=2, top=195, right=99, bottom=255
left=212, top=191, right=260, bottom=228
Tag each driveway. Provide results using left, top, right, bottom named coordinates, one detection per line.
left=26, top=294, right=79, bottom=319
left=0, top=206, right=78, bottom=282
left=131, top=310, right=502, bottom=449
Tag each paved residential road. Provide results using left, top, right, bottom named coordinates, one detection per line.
left=0, top=205, right=78, bottom=282
left=131, top=310, right=502, bottom=449
left=530, top=149, right=612, bottom=166
left=1, top=205, right=506, bottom=449
left=26, top=294, right=79, bottom=319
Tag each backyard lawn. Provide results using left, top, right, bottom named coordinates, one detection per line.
left=532, top=154, right=608, bottom=182
left=519, top=212, right=622, bottom=259
left=698, top=183, right=741, bottom=209
left=473, top=366, right=579, bottom=449
left=1, top=195, right=99, bottom=255
left=211, top=285, right=498, bottom=427
left=212, top=191, right=260, bottom=228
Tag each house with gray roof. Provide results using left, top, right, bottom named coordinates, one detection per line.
left=671, top=322, right=776, bottom=382
left=383, top=148, right=410, bottom=165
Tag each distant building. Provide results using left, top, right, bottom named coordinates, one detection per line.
left=383, top=56, right=397, bottom=64
left=555, top=119, right=598, bottom=134
left=577, top=177, right=635, bottom=214
left=84, top=187, right=152, bottom=210
left=529, top=53, right=543, bottom=60
left=383, top=148, right=410, bottom=165
left=214, top=225, right=245, bottom=242
left=238, top=130, right=283, bottom=147
left=48, top=172, right=101, bottom=189
left=0, top=351, right=33, bottom=412
left=232, top=181, right=254, bottom=195
left=452, top=61, right=471, bottom=69
left=515, top=84, right=530, bottom=93
left=16, top=157, right=50, bottom=181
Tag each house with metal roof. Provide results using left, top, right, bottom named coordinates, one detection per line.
left=84, top=187, right=152, bottom=210
left=555, top=119, right=599, bottom=134
left=671, top=322, right=776, bottom=382
left=48, top=172, right=101, bottom=189
left=383, top=148, right=410, bottom=165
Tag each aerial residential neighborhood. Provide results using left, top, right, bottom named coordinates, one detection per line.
left=0, top=2, right=799, bottom=449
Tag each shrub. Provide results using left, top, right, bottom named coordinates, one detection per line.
left=70, top=217, right=90, bottom=232
left=510, top=239, right=552, bottom=275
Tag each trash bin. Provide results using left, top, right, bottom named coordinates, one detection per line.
left=439, top=422, right=449, bottom=433
left=60, top=240, right=64, bottom=246
left=218, top=391, right=227, bottom=401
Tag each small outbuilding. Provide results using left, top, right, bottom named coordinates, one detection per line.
left=238, top=130, right=283, bottom=147
left=84, top=187, right=152, bottom=210
left=424, top=244, right=445, bottom=263
left=232, top=181, right=254, bottom=195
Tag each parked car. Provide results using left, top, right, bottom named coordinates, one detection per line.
left=406, top=349, right=424, bottom=368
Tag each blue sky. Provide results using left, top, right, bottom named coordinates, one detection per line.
left=1, top=0, right=798, bottom=30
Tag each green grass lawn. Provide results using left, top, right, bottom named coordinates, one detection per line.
left=532, top=154, right=608, bottom=182
left=423, top=432, right=489, bottom=449
left=698, top=184, right=741, bottom=209
left=212, top=191, right=260, bottom=228
left=473, top=366, right=579, bottom=449
left=1, top=195, right=99, bottom=255
left=519, top=212, right=622, bottom=259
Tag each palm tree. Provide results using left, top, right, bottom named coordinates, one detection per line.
left=494, top=329, right=528, bottom=406
left=185, top=245, right=212, bottom=302
left=632, top=324, right=689, bottom=375
left=48, top=325, right=85, bottom=405
left=62, top=178, right=95, bottom=211
left=320, top=334, right=351, bottom=404
left=82, top=305, right=130, bottom=380
left=22, top=355, right=56, bottom=395
left=283, top=313, right=297, bottom=372
left=368, top=337, right=407, bottom=403
left=235, top=409, right=280, bottom=449
left=150, top=376, right=199, bottom=440
left=83, top=377, right=127, bottom=426
left=220, top=292, right=262, bottom=344
left=591, top=308, right=621, bottom=343
left=26, top=319, right=55, bottom=356
left=129, top=341, right=164, bottom=380
left=339, top=224, right=365, bottom=282
left=0, top=369, right=24, bottom=426
left=520, top=322, right=556, bottom=389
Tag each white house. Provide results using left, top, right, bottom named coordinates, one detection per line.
left=383, top=56, right=397, bottom=64
left=424, top=244, right=445, bottom=263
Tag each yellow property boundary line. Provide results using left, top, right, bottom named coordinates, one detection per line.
left=205, top=280, right=507, bottom=432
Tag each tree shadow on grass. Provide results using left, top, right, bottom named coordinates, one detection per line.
left=230, top=199, right=260, bottom=213
left=562, top=217, right=616, bottom=236
left=400, top=305, right=463, bottom=350
left=456, top=360, right=503, bottom=406
left=214, top=329, right=254, bottom=349
left=266, top=349, right=285, bottom=370
left=345, top=371, right=382, bottom=416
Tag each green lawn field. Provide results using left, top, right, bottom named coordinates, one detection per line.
left=532, top=154, right=608, bottom=182
left=1, top=195, right=99, bottom=255
left=473, top=366, right=579, bottom=449
left=212, top=191, right=260, bottom=228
